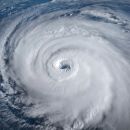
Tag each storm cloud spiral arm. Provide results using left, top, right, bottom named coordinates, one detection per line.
left=0, top=0, right=130, bottom=130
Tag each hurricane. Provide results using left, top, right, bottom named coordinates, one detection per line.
left=0, top=0, right=130, bottom=130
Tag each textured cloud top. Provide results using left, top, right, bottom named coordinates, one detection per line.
left=0, top=0, right=130, bottom=130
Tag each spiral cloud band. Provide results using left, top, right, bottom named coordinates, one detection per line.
left=0, top=0, right=130, bottom=130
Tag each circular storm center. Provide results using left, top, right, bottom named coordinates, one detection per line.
left=47, top=57, right=78, bottom=82
left=56, top=60, right=72, bottom=72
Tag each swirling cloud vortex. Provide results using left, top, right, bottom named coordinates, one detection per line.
left=0, top=1, right=130, bottom=130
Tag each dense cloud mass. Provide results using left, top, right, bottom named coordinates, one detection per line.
left=0, top=0, right=130, bottom=130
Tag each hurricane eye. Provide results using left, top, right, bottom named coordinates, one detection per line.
left=58, top=60, right=71, bottom=72
left=46, top=57, right=78, bottom=82
left=60, top=63, right=71, bottom=71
